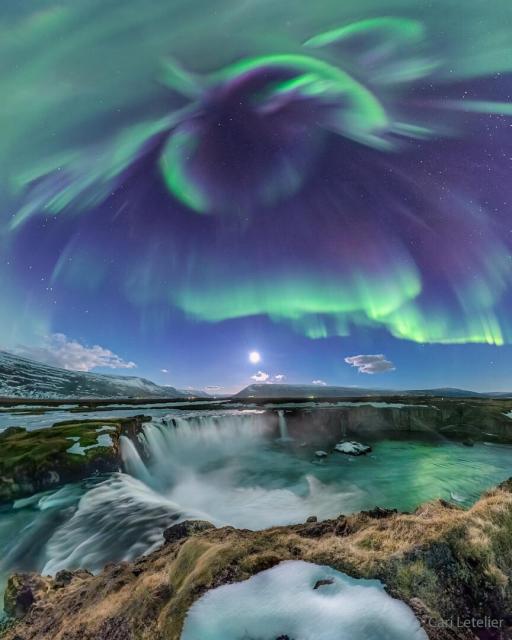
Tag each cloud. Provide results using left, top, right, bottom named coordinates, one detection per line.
left=249, top=372, right=285, bottom=384
left=14, top=333, right=136, bottom=372
left=312, top=379, right=327, bottom=386
left=251, top=371, right=270, bottom=382
left=161, top=368, right=169, bottom=373
left=344, top=354, right=395, bottom=375
left=205, top=385, right=223, bottom=392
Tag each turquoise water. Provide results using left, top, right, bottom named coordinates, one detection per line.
left=0, top=410, right=511, bottom=617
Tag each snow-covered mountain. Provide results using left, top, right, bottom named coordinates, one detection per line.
left=0, top=351, right=186, bottom=399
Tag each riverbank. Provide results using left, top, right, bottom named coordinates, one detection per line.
left=3, top=478, right=512, bottom=639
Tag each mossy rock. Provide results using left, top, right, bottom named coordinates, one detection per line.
left=0, top=415, right=149, bottom=503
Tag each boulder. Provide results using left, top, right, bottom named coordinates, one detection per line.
left=361, top=507, right=398, bottom=519
left=163, top=520, right=215, bottom=544
left=4, top=573, right=52, bottom=618
left=334, top=441, right=372, bottom=456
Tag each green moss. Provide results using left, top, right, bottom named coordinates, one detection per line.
left=393, top=560, right=440, bottom=600
left=490, top=509, right=512, bottom=568
left=0, top=419, right=135, bottom=503
left=168, top=540, right=211, bottom=593
left=0, top=421, right=121, bottom=476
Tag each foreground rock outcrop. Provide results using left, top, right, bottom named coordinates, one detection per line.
left=0, top=416, right=150, bottom=503
left=3, top=480, right=512, bottom=640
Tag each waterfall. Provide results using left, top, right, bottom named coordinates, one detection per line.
left=2, top=407, right=377, bottom=580
left=120, top=410, right=270, bottom=487
left=340, top=415, right=347, bottom=439
left=277, top=410, right=293, bottom=442
left=42, top=474, right=194, bottom=575
left=120, top=435, right=153, bottom=486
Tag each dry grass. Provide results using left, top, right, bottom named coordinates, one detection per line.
left=5, top=485, right=512, bottom=640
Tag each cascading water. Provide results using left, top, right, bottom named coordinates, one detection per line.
left=120, top=436, right=154, bottom=486
left=121, top=411, right=272, bottom=488
left=33, top=410, right=358, bottom=574
left=42, top=474, right=190, bottom=574
left=276, top=410, right=293, bottom=443
left=2, top=408, right=512, bottom=590
left=113, top=411, right=349, bottom=531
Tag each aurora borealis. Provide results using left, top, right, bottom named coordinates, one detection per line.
left=2, top=0, right=512, bottom=391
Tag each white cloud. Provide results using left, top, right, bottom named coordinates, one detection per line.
left=251, top=371, right=270, bottom=382
left=312, top=379, right=327, bottom=386
left=161, top=368, right=169, bottom=373
left=273, top=374, right=286, bottom=382
left=344, top=354, right=395, bottom=375
left=205, top=385, right=223, bottom=392
left=14, top=333, right=136, bottom=372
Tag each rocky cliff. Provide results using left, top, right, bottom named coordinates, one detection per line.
left=277, top=400, right=512, bottom=444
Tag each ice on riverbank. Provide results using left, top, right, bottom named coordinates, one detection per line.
left=181, top=560, right=427, bottom=640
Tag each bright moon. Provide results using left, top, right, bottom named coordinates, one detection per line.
left=249, top=351, right=261, bottom=364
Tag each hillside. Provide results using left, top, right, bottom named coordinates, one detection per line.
left=0, top=351, right=184, bottom=399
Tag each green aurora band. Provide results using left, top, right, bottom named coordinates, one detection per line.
left=1, top=0, right=512, bottom=348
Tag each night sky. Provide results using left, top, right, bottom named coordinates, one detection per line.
left=2, top=0, right=512, bottom=393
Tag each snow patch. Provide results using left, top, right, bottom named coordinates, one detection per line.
left=334, top=441, right=372, bottom=456
left=181, top=560, right=427, bottom=640
left=66, top=434, right=113, bottom=456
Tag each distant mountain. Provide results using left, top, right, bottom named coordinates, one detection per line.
left=2, top=350, right=501, bottom=401
left=0, top=351, right=186, bottom=400
left=177, top=389, right=211, bottom=398
left=236, top=384, right=383, bottom=398
left=404, top=387, right=485, bottom=398
left=235, top=383, right=493, bottom=399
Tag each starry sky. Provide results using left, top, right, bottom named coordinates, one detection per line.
left=1, top=0, right=512, bottom=394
